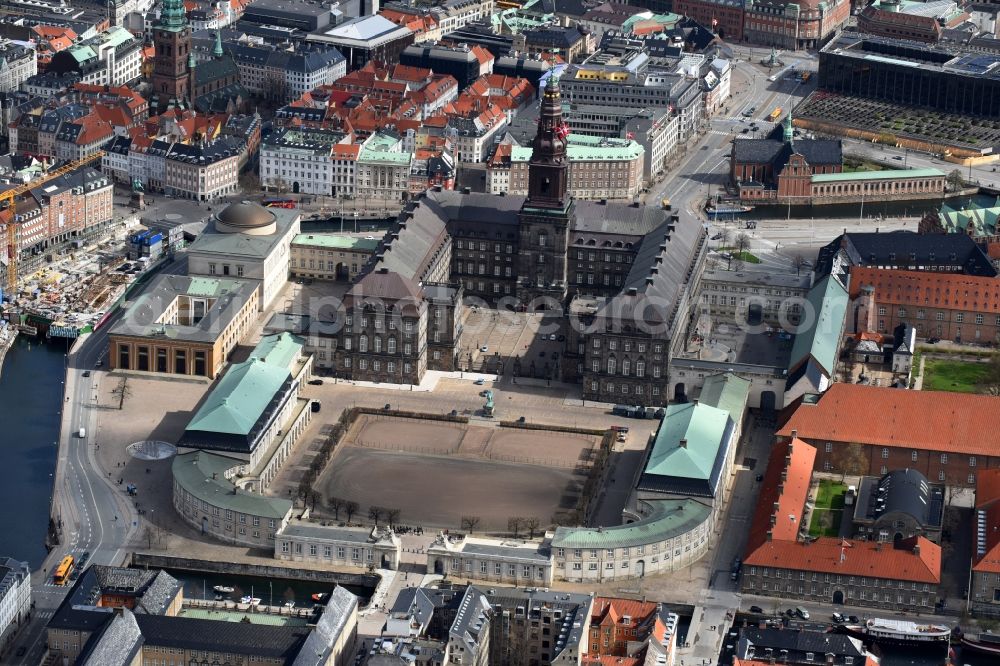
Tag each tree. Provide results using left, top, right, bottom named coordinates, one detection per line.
left=832, top=442, right=869, bottom=482
left=368, top=505, right=382, bottom=524
left=110, top=377, right=131, bottom=410
left=524, top=517, right=541, bottom=539
left=385, top=507, right=401, bottom=527
left=461, top=516, right=481, bottom=534
left=735, top=232, right=751, bottom=255
left=326, top=496, right=343, bottom=520
left=717, top=227, right=732, bottom=248
left=946, top=169, right=964, bottom=192
left=310, top=491, right=321, bottom=513
left=507, top=516, right=524, bottom=537
left=344, top=500, right=359, bottom=523
left=791, top=252, right=809, bottom=276
left=239, top=170, right=260, bottom=193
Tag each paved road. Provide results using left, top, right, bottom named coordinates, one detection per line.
left=5, top=257, right=189, bottom=664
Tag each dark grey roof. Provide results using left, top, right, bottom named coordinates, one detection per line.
left=427, top=189, right=522, bottom=231
left=732, top=137, right=842, bottom=168
left=860, top=468, right=943, bottom=528
left=572, top=200, right=670, bottom=236
left=390, top=587, right=437, bottom=628
left=370, top=199, right=450, bottom=281
left=194, top=55, right=239, bottom=87
left=737, top=627, right=867, bottom=660
left=814, top=231, right=998, bottom=279
left=77, top=608, right=144, bottom=666
left=134, top=614, right=310, bottom=658
left=48, top=566, right=182, bottom=634
left=348, top=270, right=424, bottom=302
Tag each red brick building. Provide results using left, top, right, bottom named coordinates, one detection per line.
left=741, top=437, right=941, bottom=610
left=585, top=597, right=678, bottom=666
left=743, top=0, right=850, bottom=50
left=673, top=0, right=745, bottom=42
left=778, top=383, right=1000, bottom=486
left=849, top=266, right=1000, bottom=344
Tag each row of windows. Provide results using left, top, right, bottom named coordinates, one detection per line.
left=751, top=567, right=932, bottom=590
left=593, top=358, right=662, bottom=378
left=589, top=381, right=662, bottom=396
left=592, top=338, right=662, bottom=353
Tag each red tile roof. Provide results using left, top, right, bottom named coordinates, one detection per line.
left=850, top=266, right=1000, bottom=315
left=974, top=469, right=1000, bottom=573
left=777, top=383, right=1000, bottom=455
left=745, top=439, right=816, bottom=555
left=471, top=45, right=494, bottom=66
left=744, top=536, right=941, bottom=583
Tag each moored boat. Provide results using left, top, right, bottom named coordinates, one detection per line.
left=960, top=631, right=1000, bottom=656
left=213, top=585, right=234, bottom=593
left=311, top=592, right=330, bottom=603
left=839, top=618, right=951, bottom=647
left=240, top=596, right=262, bottom=605
left=706, top=203, right=754, bottom=215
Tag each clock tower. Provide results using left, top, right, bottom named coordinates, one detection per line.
left=151, top=0, right=192, bottom=111
left=517, top=77, right=574, bottom=306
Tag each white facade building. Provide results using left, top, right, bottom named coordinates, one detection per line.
left=0, top=558, right=31, bottom=650
left=0, top=41, right=37, bottom=93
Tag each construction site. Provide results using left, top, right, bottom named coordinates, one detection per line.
left=0, top=152, right=163, bottom=339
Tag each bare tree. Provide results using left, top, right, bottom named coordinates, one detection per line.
left=461, top=516, right=481, bottom=534
left=111, top=377, right=131, bottom=410
left=239, top=170, right=261, bottom=193
left=735, top=232, right=751, bottom=256
left=344, top=501, right=359, bottom=523
left=832, top=442, right=869, bottom=482
left=326, top=496, right=343, bottom=520
left=524, top=517, right=541, bottom=539
left=718, top=227, right=732, bottom=248
left=507, top=516, right=524, bottom=538
left=946, top=169, right=964, bottom=192
left=385, top=507, right=401, bottom=527
left=310, top=491, right=321, bottom=513
left=368, top=505, right=382, bottom=525
left=791, top=252, right=809, bottom=276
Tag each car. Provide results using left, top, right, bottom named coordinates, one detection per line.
left=796, top=607, right=810, bottom=619
left=473, top=378, right=486, bottom=385
left=711, top=233, right=723, bottom=240
left=82, top=370, right=91, bottom=377
left=892, top=155, right=903, bottom=160
left=749, top=605, right=764, bottom=614
left=95, top=360, right=103, bottom=368
left=927, top=336, right=941, bottom=344
left=786, top=609, right=796, bottom=617
left=848, top=615, right=860, bottom=624
left=832, top=612, right=845, bottom=623
left=480, top=345, right=489, bottom=353
left=741, top=128, right=750, bottom=134
left=307, top=379, right=323, bottom=385
left=549, top=333, right=558, bottom=341
left=365, top=235, right=376, bottom=240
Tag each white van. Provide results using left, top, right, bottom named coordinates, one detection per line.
left=78, top=427, right=86, bottom=438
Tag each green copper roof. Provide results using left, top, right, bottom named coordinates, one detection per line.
left=510, top=133, right=643, bottom=162
left=292, top=234, right=380, bottom=251
left=157, top=0, right=188, bottom=31
left=789, top=275, right=848, bottom=375
left=698, top=373, right=751, bottom=421
left=358, top=133, right=411, bottom=165
left=186, top=333, right=303, bottom=436
left=811, top=167, right=944, bottom=183
left=552, top=499, right=712, bottom=549
left=172, top=451, right=293, bottom=519
left=643, top=403, right=730, bottom=481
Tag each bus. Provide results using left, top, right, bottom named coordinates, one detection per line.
left=53, top=555, right=75, bottom=585
left=262, top=197, right=296, bottom=209
left=768, top=107, right=782, bottom=122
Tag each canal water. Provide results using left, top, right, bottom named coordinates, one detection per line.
left=159, top=567, right=374, bottom=608
left=0, top=336, right=68, bottom=569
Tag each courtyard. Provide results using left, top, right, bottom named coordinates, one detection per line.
left=313, top=414, right=601, bottom=533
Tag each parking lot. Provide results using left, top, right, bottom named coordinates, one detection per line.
left=457, top=309, right=567, bottom=377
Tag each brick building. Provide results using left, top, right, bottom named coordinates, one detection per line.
left=743, top=0, right=851, bottom=50
left=585, top=598, right=678, bottom=665
left=971, top=469, right=1000, bottom=617
left=778, top=383, right=1000, bottom=486
left=741, top=438, right=942, bottom=610
left=848, top=266, right=1000, bottom=344
left=673, top=0, right=745, bottom=41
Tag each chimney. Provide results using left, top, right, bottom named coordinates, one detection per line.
left=913, top=543, right=920, bottom=556
left=766, top=530, right=773, bottom=542
left=692, top=398, right=698, bottom=405
left=678, top=438, right=687, bottom=449
left=790, top=429, right=797, bottom=440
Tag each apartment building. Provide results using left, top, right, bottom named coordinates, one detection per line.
left=0, top=40, right=37, bottom=92
left=47, top=26, right=142, bottom=87
left=0, top=558, right=30, bottom=654
left=356, top=132, right=413, bottom=201
left=260, top=126, right=351, bottom=196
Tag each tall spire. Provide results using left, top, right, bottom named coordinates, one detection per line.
left=213, top=29, right=224, bottom=58
left=783, top=112, right=793, bottom=143
left=526, top=75, right=569, bottom=208
left=157, top=0, right=187, bottom=31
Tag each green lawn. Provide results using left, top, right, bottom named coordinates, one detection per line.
left=719, top=248, right=762, bottom=264
left=808, top=480, right=847, bottom=537
left=842, top=160, right=887, bottom=173
left=923, top=359, right=991, bottom=393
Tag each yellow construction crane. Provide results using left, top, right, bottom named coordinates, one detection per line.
left=3, top=151, right=105, bottom=297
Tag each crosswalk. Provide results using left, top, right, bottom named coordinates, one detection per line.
left=36, top=610, right=53, bottom=621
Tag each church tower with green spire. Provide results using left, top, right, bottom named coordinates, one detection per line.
left=151, top=0, right=192, bottom=110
